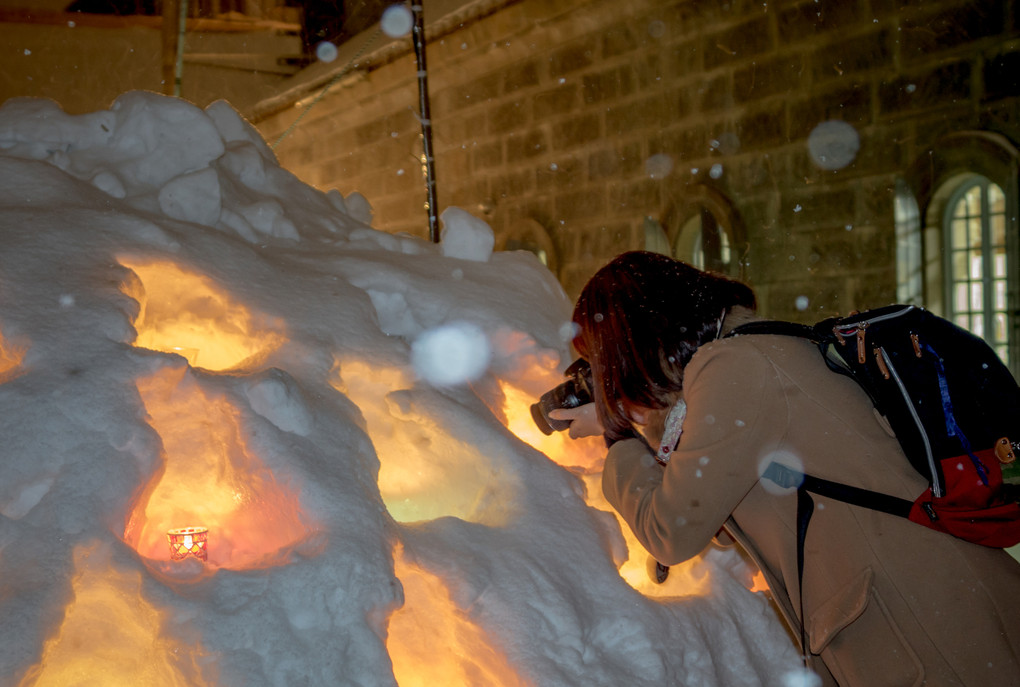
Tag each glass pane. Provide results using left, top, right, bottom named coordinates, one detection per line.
left=952, top=250, right=968, bottom=278
left=994, top=250, right=1007, bottom=278
left=962, top=186, right=978, bottom=216
left=994, top=312, right=1007, bottom=342
left=971, top=314, right=984, bottom=337
left=992, top=214, right=1005, bottom=246
left=969, top=250, right=982, bottom=280
left=950, top=217, right=966, bottom=248
left=989, top=182, right=1005, bottom=214
left=954, top=282, right=969, bottom=312
left=968, top=217, right=982, bottom=247
left=996, top=279, right=1007, bottom=310
left=909, top=274, right=922, bottom=302
left=950, top=189, right=967, bottom=219
left=970, top=282, right=983, bottom=311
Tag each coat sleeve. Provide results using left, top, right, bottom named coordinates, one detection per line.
left=601, top=340, right=787, bottom=565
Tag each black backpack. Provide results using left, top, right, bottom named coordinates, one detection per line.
left=728, top=304, right=1020, bottom=662
left=728, top=304, right=1020, bottom=547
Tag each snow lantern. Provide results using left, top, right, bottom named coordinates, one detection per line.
left=166, top=527, right=209, bottom=561
left=118, top=259, right=315, bottom=572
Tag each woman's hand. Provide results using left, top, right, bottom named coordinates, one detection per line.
left=548, top=403, right=603, bottom=439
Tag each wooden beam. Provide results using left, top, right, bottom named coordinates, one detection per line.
left=0, top=8, right=298, bottom=33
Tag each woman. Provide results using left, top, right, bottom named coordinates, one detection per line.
left=553, top=251, right=1020, bottom=686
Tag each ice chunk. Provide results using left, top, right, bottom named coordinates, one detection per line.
left=344, top=191, right=373, bottom=226
left=158, top=168, right=222, bottom=226
left=239, top=199, right=299, bottom=240
left=439, top=207, right=494, bottom=262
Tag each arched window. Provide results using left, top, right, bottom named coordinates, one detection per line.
left=673, top=209, right=733, bottom=272
left=498, top=217, right=558, bottom=274
left=900, top=132, right=1020, bottom=376
left=944, top=177, right=1009, bottom=362
left=894, top=178, right=923, bottom=305
left=657, top=184, right=745, bottom=278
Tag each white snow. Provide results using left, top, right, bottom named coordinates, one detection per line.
left=439, top=205, right=495, bottom=262
left=0, top=90, right=800, bottom=686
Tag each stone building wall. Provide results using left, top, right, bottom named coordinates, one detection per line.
left=256, top=0, right=1020, bottom=319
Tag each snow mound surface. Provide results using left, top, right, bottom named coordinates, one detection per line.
left=0, top=92, right=798, bottom=686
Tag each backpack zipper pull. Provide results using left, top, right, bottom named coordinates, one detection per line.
left=994, top=437, right=1016, bottom=464
left=911, top=333, right=922, bottom=357
left=873, top=348, right=891, bottom=379
left=855, top=325, right=868, bottom=363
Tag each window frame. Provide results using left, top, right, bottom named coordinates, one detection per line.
left=901, top=131, right=1020, bottom=377
left=660, top=183, right=746, bottom=279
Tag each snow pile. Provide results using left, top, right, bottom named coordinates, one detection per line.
left=0, top=91, right=799, bottom=686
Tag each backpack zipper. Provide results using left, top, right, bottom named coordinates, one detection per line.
left=833, top=306, right=916, bottom=346
left=833, top=306, right=943, bottom=497
left=878, top=347, right=943, bottom=498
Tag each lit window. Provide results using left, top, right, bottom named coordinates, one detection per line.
left=675, top=210, right=732, bottom=272
left=944, top=177, right=1009, bottom=364
left=898, top=132, right=1019, bottom=378
left=894, top=179, right=923, bottom=305
left=499, top=218, right=557, bottom=273
left=660, top=185, right=743, bottom=278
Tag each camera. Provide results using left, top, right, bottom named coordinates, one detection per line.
left=530, top=358, right=594, bottom=435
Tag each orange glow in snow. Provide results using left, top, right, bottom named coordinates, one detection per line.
left=119, top=259, right=284, bottom=371
left=749, top=569, right=770, bottom=593
left=387, top=545, right=532, bottom=687
left=123, top=367, right=315, bottom=571
left=332, top=359, right=518, bottom=526
left=497, top=381, right=606, bottom=473
left=17, top=543, right=210, bottom=687
left=499, top=381, right=716, bottom=598
left=0, top=328, right=26, bottom=383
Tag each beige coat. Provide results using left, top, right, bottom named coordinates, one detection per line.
left=602, top=330, right=1020, bottom=686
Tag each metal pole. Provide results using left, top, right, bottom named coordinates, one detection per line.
left=411, top=3, right=439, bottom=242
left=175, top=0, right=188, bottom=97
left=160, top=0, right=178, bottom=95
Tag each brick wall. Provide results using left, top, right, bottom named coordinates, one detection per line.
left=256, top=0, right=1020, bottom=319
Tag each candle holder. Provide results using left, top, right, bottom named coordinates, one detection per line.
left=167, top=526, right=208, bottom=561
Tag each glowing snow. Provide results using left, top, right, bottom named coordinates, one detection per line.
left=0, top=91, right=800, bottom=686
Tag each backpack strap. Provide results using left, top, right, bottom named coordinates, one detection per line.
left=725, top=320, right=820, bottom=341
left=762, top=462, right=915, bottom=665
left=763, top=463, right=914, bottom=520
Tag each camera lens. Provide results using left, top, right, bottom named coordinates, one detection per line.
left=530, top=359, right=593, bottom=435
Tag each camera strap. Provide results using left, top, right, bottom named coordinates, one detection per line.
left=656, top=400, right=687, bottom=466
